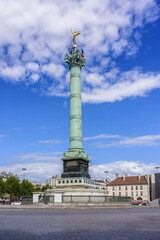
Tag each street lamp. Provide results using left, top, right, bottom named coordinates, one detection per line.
left=155, top=167, right=160, bottom=173
left=22, top=168, right=26, bottom=179
left=22, top=168, right=26, bottom=196
left=104, top=170, right=109, bottom=186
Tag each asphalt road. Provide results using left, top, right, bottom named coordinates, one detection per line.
left=0, top=208, right=160, bottom=240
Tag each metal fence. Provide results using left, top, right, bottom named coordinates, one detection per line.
left=21, top=196, right=33, bottom=204
left=38, top=195, right=54, bottom=204
left=37, top=195, right=131, bottom=204
left=62, top=195, right=131, bottom=203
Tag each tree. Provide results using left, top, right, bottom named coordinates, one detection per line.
left=0, top=176, right=5, bottom=198
left=21, top=179, right=35, bottom=196
left=35, top=187, right=41, bottom=192
left=5, top=176, right=21, bottom=199
left=41, top=184, right=52, bottom=192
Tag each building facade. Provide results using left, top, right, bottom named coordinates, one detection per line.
left=91, top=178, right=107, bottom=190
left=147, top=173, right=160, bottom=201
left=107, top=173, right=149, bottom=202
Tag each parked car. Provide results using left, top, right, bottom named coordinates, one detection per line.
left=131, top=202, right=143, bottom=205
left=6, top=201, right=14, bottom=205
left=140, top=202, right=149, bottom=206
left=11, top=201, right=21, bottom=205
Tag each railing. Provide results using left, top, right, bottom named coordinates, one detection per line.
left=38, top=195, right=54, bottom=204
left=62, top=195, right=131, bottom=203
left=21, top=196, right=33, bottom=204
left=37, top=195, right=131, bottom=204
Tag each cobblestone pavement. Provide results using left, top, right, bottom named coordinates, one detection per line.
left=0, top=208, right=160, bottom=240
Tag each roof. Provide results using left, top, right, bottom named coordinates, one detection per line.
left=107, top=176, right=147, bottom=186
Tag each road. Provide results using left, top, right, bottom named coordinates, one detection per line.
left=0, top=208, right=160, bottom=240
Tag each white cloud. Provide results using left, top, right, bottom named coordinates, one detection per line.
left=111, top=135, right=160, bottom=147
left=0, top=162, right=62, bottom=182
left=12, top=152, right=62, bottom=162
left=25, top=62, right=39, bottom=71
left=82, top=70, right=160, bottom=103
left=90, top=161, right=158, bottom=179
left=0, top=135, right=7, bottom=138
left=42, top=63, right=65, bottom=78
left=0, top=65, right=25, bottom=81
left=37, top=139, right=64, bottom=144
left=1, top=158, right=158, bottom=182
left=83, top=134, right=120, bottom=141
left=0, top=152, right=63, bottom=182
left=0, top=0, right=159, bottom=102
left=84, top=133, right=160, bottom=147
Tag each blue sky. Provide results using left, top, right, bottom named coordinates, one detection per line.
left=0, top=0, right=160, bottom=182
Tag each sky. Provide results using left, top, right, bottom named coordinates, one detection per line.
left=0, top=0, right=160, bottom=182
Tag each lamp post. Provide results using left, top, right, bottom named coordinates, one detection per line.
left=22, top=168, right=26, bottom=196
left=155, top=166, right=160, bottom=173
left=104, top=171, right=109, bottom=188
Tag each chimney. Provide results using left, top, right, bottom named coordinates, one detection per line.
left=116, top=173, right=119, bottom=178
left=123, top=172, right=126, bottom=181
left=138, top=174, right=141, bottom=181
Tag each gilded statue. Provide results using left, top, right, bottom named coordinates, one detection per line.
left=71, top=29, right=80, bottom=48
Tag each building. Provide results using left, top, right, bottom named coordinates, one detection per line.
left=147, top=173, right=160, bottom=201
left=32, top=182, right=46, bottom=188
left=91, top=178, right=107, bottom=190
left=46, top=176, right=61, bottom=188
left=107, top=173, right=149, bottom=202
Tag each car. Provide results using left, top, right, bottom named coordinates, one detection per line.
left=141, top=202, right=149, bottom=206
left=0, top=201, right=5, bottom=205
left=11, top=201, right=21, bottom=205
left=131, top=202, right=143, bottom=205
left=6, top=201, right=14, bottom=205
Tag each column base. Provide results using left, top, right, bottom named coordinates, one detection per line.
left=62, top=148, right=89, bottom=162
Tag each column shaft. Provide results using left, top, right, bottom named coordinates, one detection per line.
left=69, top=66, right=83, bottom=150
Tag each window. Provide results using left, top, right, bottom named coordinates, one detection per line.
left=131, top=186, right=133, bottom=190
left=112, top=186, right=115, bottom=191
left=79, top=180, right=81, bottom=183
left=58, top=181, right=61, bottom=184
left=136, top=191, right=138, bottom=196
left=113, top=192, right=115, bottom=196
left=140, top=185, right=143, bottom=190
left=63, top=180, right=65, bottom=184
left=125, top=192, right=128, bottom=196
left=67, top=180, right=69, bottom=183
left=119, top=192, right=121, bottom=196
left=141, top=191, right=143, bottom=196
left=131, top=192, right=133, bottom=196
left=75, top=180, right=77, bottom=183
left=71, top=180, right=73, bottom=183
left=119, top=186, right=121, bottom=190
left=125, top=186, right=128, bottom=190
left=136, top=185, right=138, bottom=190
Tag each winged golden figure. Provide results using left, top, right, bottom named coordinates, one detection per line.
left=71, top=29, right=80, bottom=48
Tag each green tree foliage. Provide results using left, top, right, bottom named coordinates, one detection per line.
left=5, top=176, right=21, bottom=198
left=35, top=187, right=41, bottom=192
left=41, top=184, right=52, bottom=192
left=0, top=176, right=5, bottom=198
left=21, top=179, right=35, bottom=196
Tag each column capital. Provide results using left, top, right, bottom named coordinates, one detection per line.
left=64, top=50, right=85, bottom=70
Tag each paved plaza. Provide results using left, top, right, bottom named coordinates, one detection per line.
left=0, top=208, right=160, bottom=240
